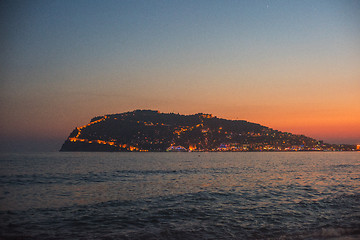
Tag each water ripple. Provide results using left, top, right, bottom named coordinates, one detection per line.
left=0, top=152, right=359, bottom=239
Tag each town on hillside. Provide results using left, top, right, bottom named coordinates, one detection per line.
left=60, top=110, right=358, bottom=152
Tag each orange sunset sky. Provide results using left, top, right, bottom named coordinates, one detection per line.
left=1, top=0, right=359, bottom=151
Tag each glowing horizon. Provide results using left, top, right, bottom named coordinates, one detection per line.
left=1, top=0, right=359, bottom=151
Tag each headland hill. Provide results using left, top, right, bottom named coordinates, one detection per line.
left=60, top=110, right=357, bottom=152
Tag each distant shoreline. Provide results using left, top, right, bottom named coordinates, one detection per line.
left=60, top=110, right=359, bottom=153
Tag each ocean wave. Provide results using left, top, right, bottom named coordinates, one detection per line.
left=2, top=191, right=359, bottom=239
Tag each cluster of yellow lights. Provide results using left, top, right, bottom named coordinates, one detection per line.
left=75, top=116, right=108, bottom=138
left=69, top=115, right=144, bottom=151
left=137, top=121, right=168, bottom=127
left=173, top=123, right=204, bottom=136
left=199, top=114, right=212, bottom=119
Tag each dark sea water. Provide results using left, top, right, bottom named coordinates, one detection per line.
left=0, top=152, right=359, bottom=239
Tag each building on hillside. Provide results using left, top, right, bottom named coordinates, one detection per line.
left=166, top=145, right=188, bottom=152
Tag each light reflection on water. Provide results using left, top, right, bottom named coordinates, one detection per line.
left=0, top=152, right=359, bottom=239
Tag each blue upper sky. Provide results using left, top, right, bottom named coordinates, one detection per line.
left=1, top=0, right=360, bottom=151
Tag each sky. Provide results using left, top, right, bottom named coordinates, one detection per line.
left=1, top=0, right=359, bottom=152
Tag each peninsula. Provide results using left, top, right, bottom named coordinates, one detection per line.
left=60, top=110, right=356, bottom=152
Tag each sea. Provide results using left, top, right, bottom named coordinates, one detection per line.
left=0, top=152, right=359, bottom=239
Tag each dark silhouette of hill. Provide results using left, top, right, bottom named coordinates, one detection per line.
left=60, top=110, right=355, bottom=152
